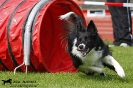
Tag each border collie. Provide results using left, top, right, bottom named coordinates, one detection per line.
left=59, top=12, right=125, bottom=78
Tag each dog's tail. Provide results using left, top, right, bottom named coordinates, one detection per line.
left=59, top=12, right=79, bottom=33
left=59, top=12, right=79, bottom=50
left=59, top=12, right=84, bottom=50
left=59, top=11, right=84, bottom=34
left=59, top=12, right=78, bottom=22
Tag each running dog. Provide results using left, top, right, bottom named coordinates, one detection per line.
left=59, top=12, right=125, bottom=78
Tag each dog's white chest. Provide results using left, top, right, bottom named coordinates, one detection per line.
left=71, top=38, right=103, bottom=66
left=82, top=49, right=103, bottom=66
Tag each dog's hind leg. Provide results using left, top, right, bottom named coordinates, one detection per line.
left=102, top=55, right=125, bottom=78
left=79, top=65, right=105, bottom=75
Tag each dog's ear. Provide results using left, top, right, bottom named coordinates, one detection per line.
left=76, top=20, right=81, bottom=32
left=87, top=20, right=98, bottom=35
left=76, top=20, right=85, bottom=33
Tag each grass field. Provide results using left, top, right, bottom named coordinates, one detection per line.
left=0, top=46, right=133, bottom=88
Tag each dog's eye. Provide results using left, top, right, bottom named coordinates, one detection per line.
left=84, top=36, right=88, bottom=40
left=86, top=37, right=90, bottom=42
left=79, top=38, right=82, bottom=42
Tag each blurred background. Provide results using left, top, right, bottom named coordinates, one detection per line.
left=73, top=0, right=133, bottom=41
left=79, top=0, right=133, bottom=10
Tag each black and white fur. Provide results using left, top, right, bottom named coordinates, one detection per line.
left=59, top=12, right=125, bottom=78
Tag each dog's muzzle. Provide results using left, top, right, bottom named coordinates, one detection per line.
left=77, top=44, right=89, bottom=57
left=78, top=44, right=85, bottom=50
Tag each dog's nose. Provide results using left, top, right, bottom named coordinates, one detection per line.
left=79, top=45, right=83, bottom=49
left=78, top=44, right=85, bottom=50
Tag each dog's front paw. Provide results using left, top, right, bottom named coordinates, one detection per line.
left=115, top=66, right=125, bottom=78
left=114, top=64, right=125, bottom=78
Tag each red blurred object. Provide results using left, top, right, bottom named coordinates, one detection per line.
left=0, top=0, right=86, bottom=73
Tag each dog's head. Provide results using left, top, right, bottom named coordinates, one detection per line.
left=75, top=20, right=98, bottom=57
left=60, top=12, right=98, bottom=57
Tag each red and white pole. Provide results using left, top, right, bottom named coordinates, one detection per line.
left=76, top=1, right=133, bottom=7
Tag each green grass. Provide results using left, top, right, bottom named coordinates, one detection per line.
left=1, top=46, right=133, bottom=88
